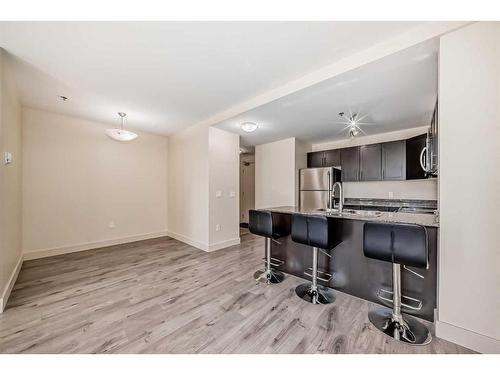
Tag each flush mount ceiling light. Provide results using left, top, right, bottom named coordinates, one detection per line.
left=240, top=121, right=258, bottom=133
left=106, top=112, right=138, bottom=142
left=335, top=111, right=374, bottom=138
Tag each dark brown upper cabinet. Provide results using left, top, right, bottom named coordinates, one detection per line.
left=359, top=144, right=382, bottom=181
left=341, top=147, right=360, bottom=181
left=307, top=149, right=340, bottom=168
left=382, top=141, right=406, bottom=180
left=307, top=151, right=325, bottom=168
left=324, top=149, right=340, bottom=167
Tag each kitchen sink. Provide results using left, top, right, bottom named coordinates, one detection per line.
left=342, top=209, right=383, bottom=217
left=326, top=208, right=383, bottom=217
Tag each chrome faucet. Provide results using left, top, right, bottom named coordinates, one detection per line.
left=332, top=182, right=344, bottom=212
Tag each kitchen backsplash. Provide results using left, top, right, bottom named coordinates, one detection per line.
left=342, top=179, right=437, bottom=200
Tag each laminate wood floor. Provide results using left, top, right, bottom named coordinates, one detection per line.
left=0, top=230, right=473, bottom=354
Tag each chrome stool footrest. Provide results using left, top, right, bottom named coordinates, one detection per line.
left=304, top=267, right=332, bottom=283
left=261, top=256, right=285, bottom=267
left=377, top=288, right=423, bottom=311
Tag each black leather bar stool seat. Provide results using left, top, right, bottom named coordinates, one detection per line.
left=291, top=214, right=341, bottom=304
left=363, top=222, right=431, bottom=345
left=249, top=210, right=290, bottom=284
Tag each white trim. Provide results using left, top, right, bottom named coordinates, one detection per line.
left=23, top=231, right=169, bottom=260
left=0, top=254, right=23, bottom=313
left=208, top=237, right=241, bottom=252
left=166, top=230, right=209, bottom=251
left=166, top=231, right=241, bottom=252
left=436, top=320, right=500, bottom=354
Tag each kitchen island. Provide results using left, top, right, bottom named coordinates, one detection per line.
left=261, top=204, right=438, bottom=321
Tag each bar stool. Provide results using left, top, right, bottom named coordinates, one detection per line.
left=291, top=213, right=341, bottom=304
left=249, top=210, right=290, bottom=284
left=363, top=222, right=431, bottom=345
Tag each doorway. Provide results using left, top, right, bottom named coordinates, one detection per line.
left=240, top=153, right=255, bottom=227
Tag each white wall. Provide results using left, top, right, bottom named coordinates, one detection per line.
left=167, top=125, right=240, bottom=251
left=0, top=49, right=23, bottom=312
left=312, top=126, right=438, bottom=201
left=167, top=124, right=210, bottom=249
left=208, top=127, right=240, bottom=250
left=294, top=139, right=311, bottom=206
left=437, top=22, right=500, bottom=353
left=22, top=108, right=168, bottom=259
left=255, top=137, right=310, bottom=209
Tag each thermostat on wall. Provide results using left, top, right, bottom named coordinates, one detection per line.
left=3, top=151, right=12, bottom=165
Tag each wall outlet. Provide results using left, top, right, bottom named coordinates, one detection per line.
left=388, top=191, right=394, bottom=199
left=215, top=190, right=222, bottom=198
left=108, top=220, right=116, bottom=229
left=3, top=151, right=12, bottom=165
left=215, top=224, right=221, bottom=232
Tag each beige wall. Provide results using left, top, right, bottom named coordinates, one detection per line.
left=208, top=127, right=240, bottom=249
left=255, top=137, right=310, bottom=209
left=438, top=22, right=500, bottom=353
left=167, top=125, right=240, bottom=251
left=167, top=123, right=210, bottom=249
left=0, top=49, right=23, bottom=311
left=312, top=126, right=437, bottom=201
left=22, top=108, right=168, bottom=258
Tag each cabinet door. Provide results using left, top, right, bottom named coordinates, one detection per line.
left=307, top=151, right=325, bottom=168
left=324, top=149, right=340, bottom=167
left=382, top=141, right=406, bottom=180
left=359, top=144, right=382, bottom=181
left=406, top=134, right=427, bottom=180
left=340, top=147, right=360, bottom=181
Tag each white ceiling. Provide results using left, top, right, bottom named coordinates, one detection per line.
left=0, top=21, right=429, bottom=134
left=215, top=39, right=438, bottom=148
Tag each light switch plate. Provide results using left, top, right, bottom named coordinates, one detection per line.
left=215, top=191, right=222, bottom=198
left=4, top=151, right=12, bottom=165
left=229, top=191, right=236, bottom=198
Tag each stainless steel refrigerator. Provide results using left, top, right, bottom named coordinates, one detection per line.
left=299, top=167, right=341, bottom=210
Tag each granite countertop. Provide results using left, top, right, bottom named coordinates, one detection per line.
left=262, top=206, right=439, bottom=227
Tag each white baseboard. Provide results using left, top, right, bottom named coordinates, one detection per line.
left=23, top=231, right=169, bottom=260
left=436, top=320, right=500, bottom=353
left=0, top=253, right=23, bottom=313
left=166, top=231, right=209, bottom=251
left=167, top=231, right=241, bottom=252
left=208, top=237, right=241, bottom=252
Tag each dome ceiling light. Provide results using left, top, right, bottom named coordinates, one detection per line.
left=106, top=112, right=138, bottom=142
left=240, top=121, right=258, bottom=133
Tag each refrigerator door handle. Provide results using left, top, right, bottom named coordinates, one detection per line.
left=327, top=170, right=331, bottom=210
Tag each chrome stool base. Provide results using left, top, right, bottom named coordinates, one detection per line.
left=254, top=269, right=285, bottom=284
left=368, top=307, right=432, bottom=345
left=295, top=282, right=335, bottom=305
